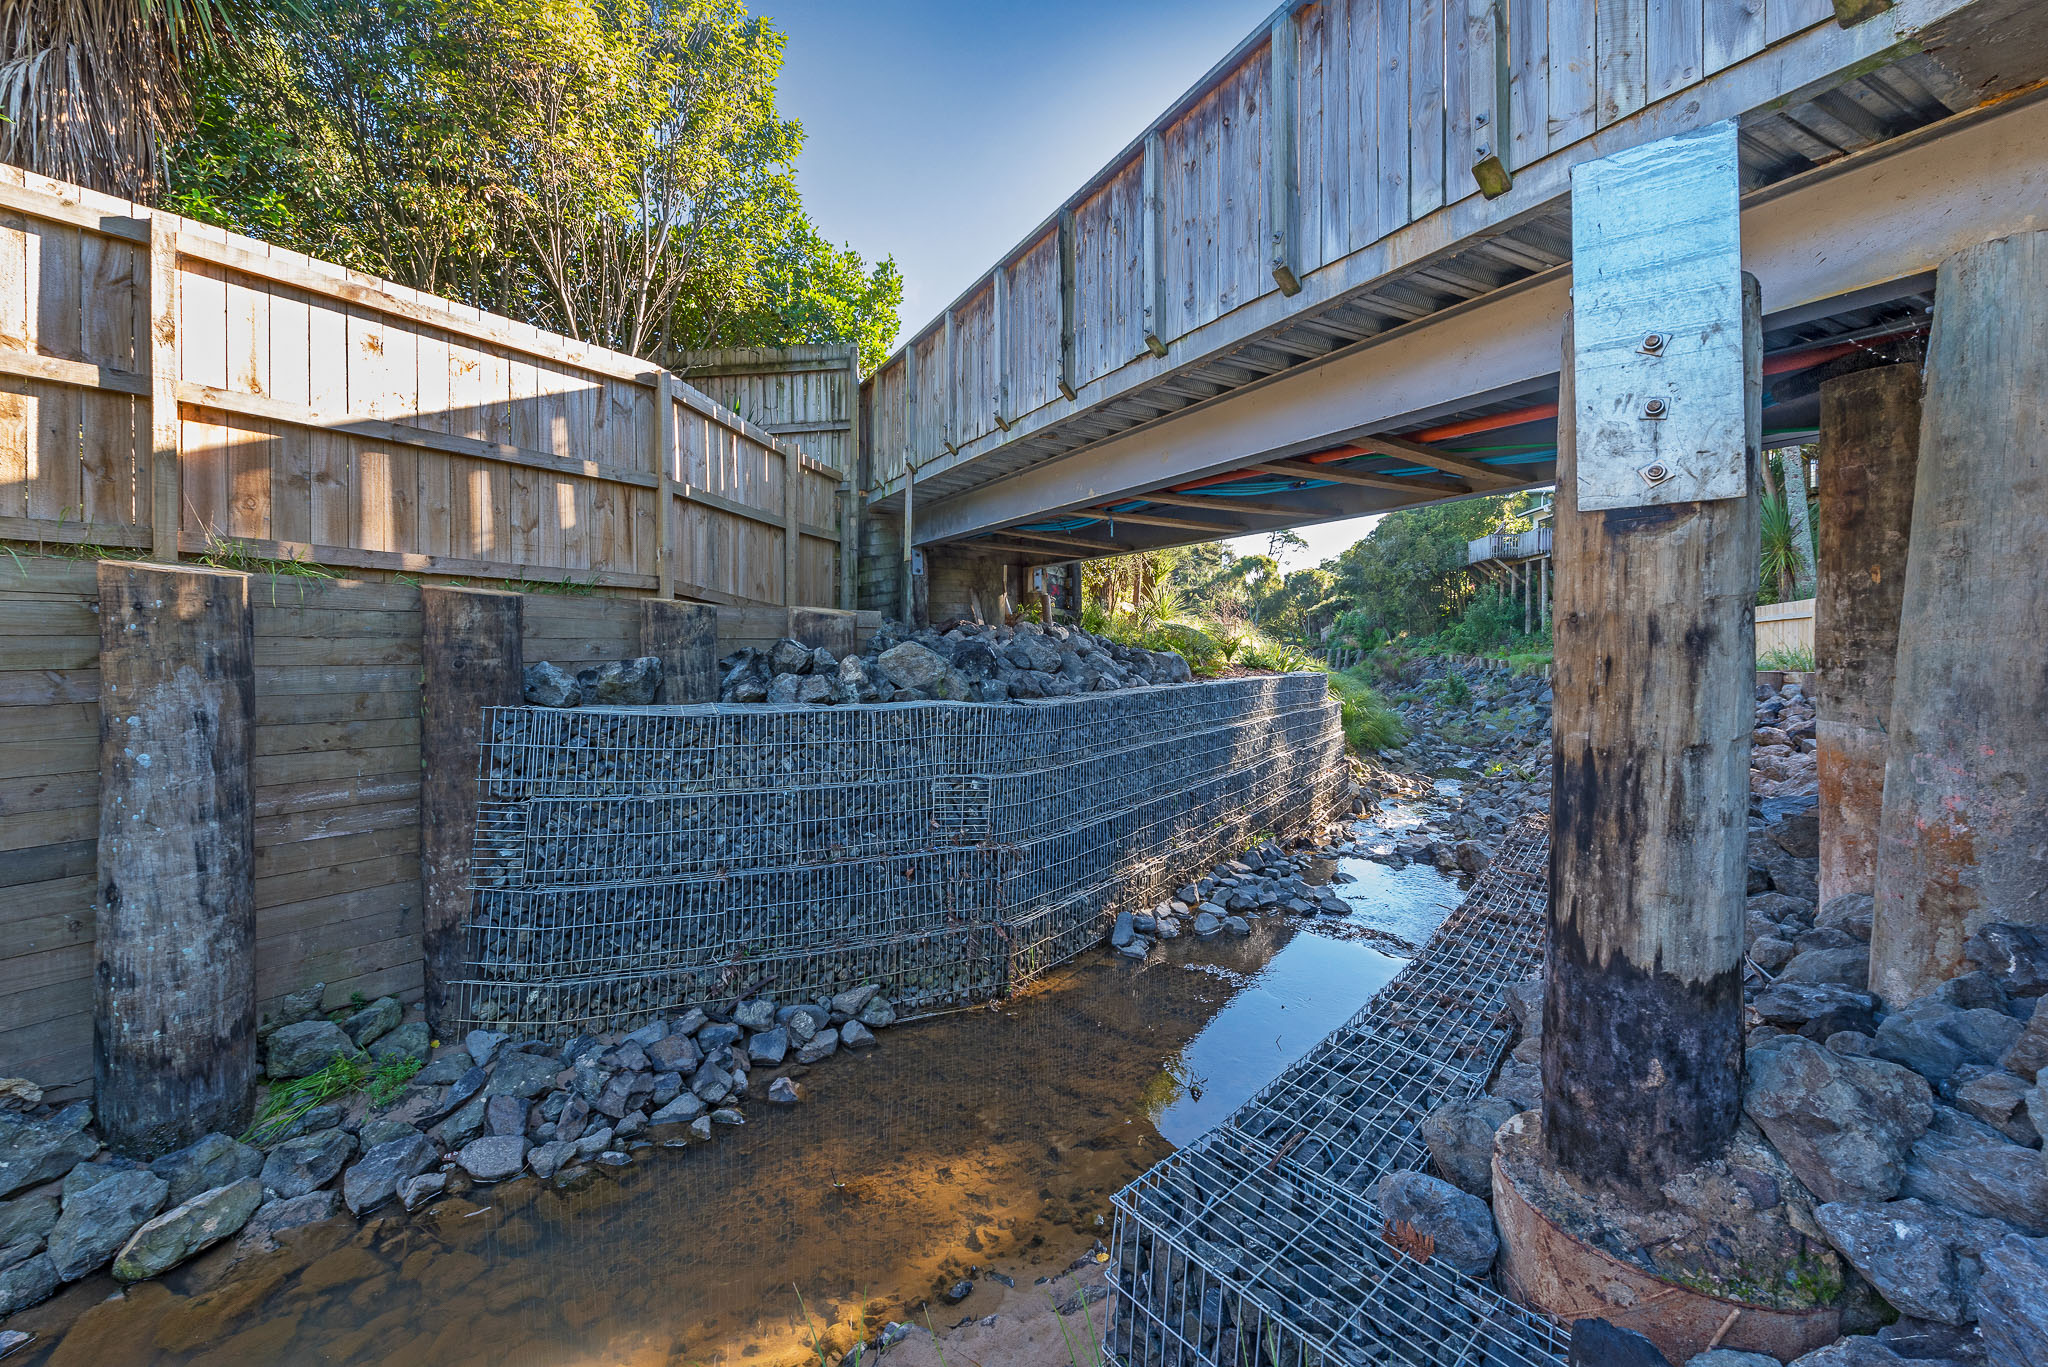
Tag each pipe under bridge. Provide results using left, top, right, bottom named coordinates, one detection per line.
left=851, top=0, right=2047, bottom=603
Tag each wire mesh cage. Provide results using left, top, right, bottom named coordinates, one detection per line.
left=453, top=676, right=1350, bottom=1035
left=1108, top=820, right=1562, bottom=1367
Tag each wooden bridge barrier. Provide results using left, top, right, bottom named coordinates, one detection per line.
left=0, top=166, right=846, bottom=610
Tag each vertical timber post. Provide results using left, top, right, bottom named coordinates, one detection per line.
left=1870, top=232, right=2048, bottom=1003
left=420, top=587, right=523, bottom=1035
left=1141, top=133, right=1170, bottom=356
left=642, top=599, right=718, bottom=703
left=1545, top=123, right=1757, bottom=1195
left=95, top=560, right=254, bottom=1154
left=1814, top=365, right=1922, bottom=907
left=654, top=371, right=677, bottom=600
left=147, top=219, right=181, bottom=562
left=1267, top=11, right=1302, bottom=297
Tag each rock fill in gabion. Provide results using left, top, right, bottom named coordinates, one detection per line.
left=456, top=675, right=1348, bottom=1035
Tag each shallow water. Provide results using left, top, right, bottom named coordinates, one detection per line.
left=12, top=833, right=1462, bottom=1367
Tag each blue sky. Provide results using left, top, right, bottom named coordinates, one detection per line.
left=757, top=0, right=1383, bottom=567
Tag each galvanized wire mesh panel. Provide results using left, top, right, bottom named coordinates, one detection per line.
left=1109, top=820, right=1562, bottom=1367
left=454, top=676, right=1349, bottom=1034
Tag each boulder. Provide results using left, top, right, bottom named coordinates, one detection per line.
left=149, top=1132, right=263, bottom=1206
left=1779, top=946, right=1871, bottom=991
left=264, top=1020, right=365, bottom=1080
left=1421, top=1095, right=1518, bottom=1197
left=1784, top=1343, right=1920, bottom=1366
left=1875, top=999, right=2028, bottom=1091
left=876, top=642, right=948, bottom=692
left=646, top=1034, right=701, bottom=1074
left=1956, top=1069, right=2042, bottom=1145
left=1976, top=1232, right=2048, bottom=1367
left=1814, top=1198, right=2004, bottom=1325
left=768, top=638, right=812, bottom=675
left=2003, top=1001, right=2048, bottom=1083
left=46, top=1167, right=167, bottom=1281
left=768, top=1078, right=799, bottom=1105
left=482, top=1051, right=559, bottom=1099
left=650, top=1093, right=706, bottom=1125
left=0, top=1254, right=56, bottom=1316
left=234, top=1190, right=339, bottom=1257
left=830, top=985, right=879, bottom=1018
left=1742, top=1038, right=1932, bottom=1203
left=578, top=657, right=661, bottom=705
left=1373, top=1170, right=1498, bottom=1277
left=0, top=1194, right=56, bottom=1251
left=1751, top=982, right=1878, bottom=1039
left=398, top=1173, right=446, bottom=1210
left=733, top=999, right=777, bottom=1029
left=341, top=1134, right=437, bottom=1215
left=1967, top=923, right=2048, bottom=999
left=368, top=1021, right=430, bottom=1065
left=455, top=1136, right=528, bottom=1183
left=260, top=1129, right=354, bottom=1200
left=112, top=1177, right=263, bottom=1282
left=1817, top=893, right=1876, bottom=942
left=522, top=661, right=581, bottom=707
left=796, top=1029, right=840, bottom=1065
left=338, top=996, right=402, bottom=1048
left=858, top=997, right=897, bottom=1028
left=0, top=1104, right=98, bottom=1199
left=747, top=1028, right=789, bottom=1067
left=1567, top=1318, right=1671, bottom=1366
left=841, top=1021, right=876, bottom=1049
left=465, top=1029, right=509, bottom=1067
left=1900, top=1105, right=2048, bottom=1235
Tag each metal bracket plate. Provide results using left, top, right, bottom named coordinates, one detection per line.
left=1571, top=120, right=1746, bottom=510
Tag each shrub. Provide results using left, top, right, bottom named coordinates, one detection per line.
left=1327, top=668, right=1405, bottom=752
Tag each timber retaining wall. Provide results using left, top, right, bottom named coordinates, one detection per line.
left=453, top=675, right=1350, bottom=1035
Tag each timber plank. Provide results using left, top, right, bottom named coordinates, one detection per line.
left=0, top=700, right=97, bottom=743
left=253, top=771, right=419, bottom=820
left=0, top=669, right=96, bottom=707
left=0, top=769, right=96, bottom=817
left=254, top=688, right=420, bottom=727
left=0, top=599, right=97, bottom=634
left=0, top=804, right=92, bottom=853
left=255, top=797, right=416, bottom=848
left=254, top=664, right=420, bottom=697
left=0, top=636, right=99, bottom=671
left=255, top=852, right=421, bottom=913
left=0, top=736, right=95, bottom=781
left=253, top=716, right=419, bottom=758
left=251, top=745, right=418, bottom=788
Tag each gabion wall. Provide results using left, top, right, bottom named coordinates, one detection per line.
left=456, top=674, right=1348, bottom=1034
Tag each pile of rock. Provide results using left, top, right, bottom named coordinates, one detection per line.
left=1406, top=804, right=2047, bottom=1366
left=0, top=980, right=904, bottom=1321
left=1105, top=835, right=1357, bottom=962
left=718, top=618, right=1192, bottom=706
left=1752, top=674, right=1819, bottom=800
left=521, top=657, right=663, bottom=709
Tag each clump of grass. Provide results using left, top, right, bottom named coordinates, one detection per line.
left=1327, top=668, right=1404, bottom=753
left=1757, top=644, right=1815, bottom=671
left=193, top=527, right=337, bottom=605
left=244, top=1051, right=423, bottom=1145
left=1439, top=672, right=1473, bottom=707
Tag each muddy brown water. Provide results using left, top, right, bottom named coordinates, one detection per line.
left=10, top=819, right=1461, bottom=1367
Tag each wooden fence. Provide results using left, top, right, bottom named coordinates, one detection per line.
left=0, top=557, right=876, bottom=1099
left=0, top=165, right=850, bottom=609
left=1756, top=597, right=1816, bottom=659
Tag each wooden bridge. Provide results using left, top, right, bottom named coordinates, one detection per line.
left=858, top=0, right=2046, bottom=611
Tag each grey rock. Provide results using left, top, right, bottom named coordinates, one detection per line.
left=768, top=1078, right=799, bottom=1105
left=1766, top=808, right=1821, bottom=859
left=234, top=1190, right=339, bottom=1256
left=1957, top=1069, right=2042, bottom=1145
left=1421, top=1095, right=1519, bottom=1197
left=341, top=1134, right=437, bottom=1215
left=1967, top=922, right=2048, bottom=999
left=0, top=1254, right=56, bottom=1316
left=1373, top=1170, right=1497, bottom=1277
left=748, top=1028, right=790, bottom=1066
left=485, top=1093, right=527, bottom=1137
left=733, top=999, right=777, bottom=1029
left=621, top=1020, right=669, bottom=1049
left=781, top=1009, right=819, bottom=1044
left=1818, top=893, right=1876, bottom=942
left=339, top=996, right=402, bottom=1047
left=650, top=1093, right=706, bottom=1125
left=1743, top=1037, right=1932, bottom=1203
left=1901, top=1105, right=2048, bottom=1235
left=1977, top=1232, right=2048, bottom=1367
left=1875, top=1000, right=2027, bottom=1090
left=579, top=657, right=661, bottom=705
left=711, top=1108, right=745, bottom=1126
left=1780, top=946, right=1871, bottom=991
left=1752, top=982, right=1879, bottom=1038
left=1192, top=911, right=1222, bottom=939
left=687, top=1116, right=713, bottom=1142
left=797, top=1029, right=840, bottom=1065
left=877, top=642, right=949, bottom=691
left=259, top=1129, right=354, bottom=1200
left=526, top=1141, right=574, bottom=1180
left=1875, top=1317, right=1987, bottom=1364
left=766, top=672, right=803, bottom=704
left=0, top=1195, right=56, bottom=1251
left=148, top=1132, right=263, bottom=1206
left=1566, top=1318, right=1669, bottom=1366
left=1222, top=915, right=1251, bottom=937
left=368, top=1021, right=430, bottom=1065
left=1784, top=1343, right=1919, bottom=1366
left=1685, top=1353, right=1781, bottom=1367
left=267, top=981, right=327, bottom=1034
left=646, top=1034, right=701, bottom=1074
left=431, top=1095, right=485, bottom=1148
left=1750, top=934, right=1797, bottom=973
left=768, top=638, right=812, bottom=675
left=265, top=1020, right=365, bottom=1079
left=697, top=1022, right=743, bottom=1051
left=412, top=1053, right=469, bottom=1087
left=522, top=660, right=582, bottom=707
left=2003, top=1001, right=2048, bottom=1083
left=1110, top=910, right=1135, bottom=948
left=1815, top=1197, right=2005, bottom=1325
left=62, top=1160, right=133, bottom=1200
left=113, top=1177, right=264, bottom=1281
left=397, top=1173, right=446, bottom=1211
left=840, top=1020, right=876, bottom=1049
left=47, top=1167, right=166, bottom=1281
left=465, top=1029, right=510, bottom=1067
left=357, top=1118, right=419, bottom=1149
left=456, top=1136, right=528, bottom=1183
left=483, top=1051, right=560, bottom=1099
left=673, top=1007, right=708, bottom=1036
left=858, top=997, right=896, bottom=1028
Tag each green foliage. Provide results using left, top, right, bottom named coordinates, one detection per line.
left=1758, top=644, right=1815, bottom=671
left=1439, top=672, right=1472, bottom=706
left=244, top=1051, right=423, bottom=1144
left=1326, top=668, right=1405, bottom=752
left=166, top=0, right=900, bottom=371
left=1757, top=490, right=1800, bottom=605
left=1325, top=494, right=1534, bottom=639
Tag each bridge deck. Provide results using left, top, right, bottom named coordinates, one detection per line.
left=861, top=0, right=2046, bottom=562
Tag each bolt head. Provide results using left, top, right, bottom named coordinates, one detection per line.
left=1641, top=332, right=1665, bottom=353
left=1644, top=398, right=1668, bottom=417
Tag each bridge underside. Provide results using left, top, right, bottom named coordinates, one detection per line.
left=869, top=2, right=2048, bottom=574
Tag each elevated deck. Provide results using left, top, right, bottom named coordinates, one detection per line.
left=861, top=0, right=2048, bottom=564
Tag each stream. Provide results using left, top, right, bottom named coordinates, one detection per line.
left=10, top=794, right=1466, bottom=1367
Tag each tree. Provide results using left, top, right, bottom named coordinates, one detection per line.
left=1326, top=495, right=1529, bottom=638
left=1, top=0, right=310, bottom=199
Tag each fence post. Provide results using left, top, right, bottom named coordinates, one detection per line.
left=653, top=371, right=676, bottom=600
left=783, top=443, right=800, bottom=614
left=642, top=599, right=718, bottom=703
left=95, top=560, right=254, bottom=1153
left=420, top=587, right=523, bottom=1035
left=147, top=218, right=181, bottom=562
